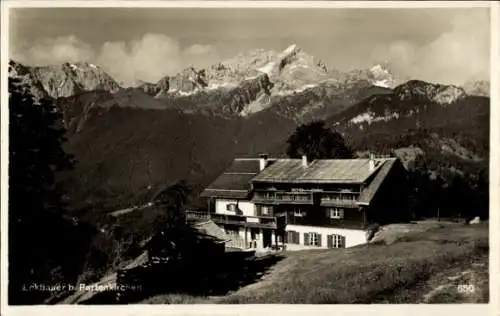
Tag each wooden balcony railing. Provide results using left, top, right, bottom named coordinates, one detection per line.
left=252, top=191, right=361, bottom=207
left=320, top=199, right=359, bottom=208
left=185, top=211, right=278, bottom=229
left=320, top=193, right=359, bottom=207
left=185, top=210, right=211, bottom=222
left=253, top=191, right=313, bottom=204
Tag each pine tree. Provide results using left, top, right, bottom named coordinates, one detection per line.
left=8, top=75, right=75, bottom=304
left=286, top=120, right=353, bottom=160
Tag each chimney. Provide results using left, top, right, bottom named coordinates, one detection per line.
left=369, top=153, right=375, bottom=171
left=302, top=155, right=309, bottom=167
left=259, top=154, right=269, bottom=171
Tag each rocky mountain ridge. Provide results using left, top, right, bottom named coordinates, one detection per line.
left=9, top=60, right=121, bottom=100
left=137, top=44, right=397, bottom=98
left=10, top=44, right=488, bottom=121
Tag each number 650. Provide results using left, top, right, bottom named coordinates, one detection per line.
left=457, top=284, right=475, bottom=293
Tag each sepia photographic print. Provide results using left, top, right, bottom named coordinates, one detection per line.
left=1, top=1, right=498, bottom=315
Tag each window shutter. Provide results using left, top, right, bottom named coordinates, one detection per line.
left=304, top=233, right=309, bottom=246
left=327, top=235, right=333, bottom=248
left=341, top=235, right=346, bottom=248
left=287, top=231, right=293, bottom=244
left=294, top=231, right=300, bottom=244
left=317, top=234, right=322, bottom=247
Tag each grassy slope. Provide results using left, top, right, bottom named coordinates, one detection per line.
left=214, top=223, right=488, bottom=304
left=139, top=223, right=488, bottom=304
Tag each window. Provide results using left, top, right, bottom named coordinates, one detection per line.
left=256, top=205, right=273, bottom=216
left=286, top=231, right=300, bottom=244
left=327, top=234, right=345, bottom=248
left=226, top=203, right=237, bottom=212
left=309, top=232, right=319, bottom=246
left=304, top=232, right=322, bottom=247
left=294, top=208, right=306, bottom=217
left=261, top=206, right=270, bottom=216
left=328, top=208, right=344, bottom=219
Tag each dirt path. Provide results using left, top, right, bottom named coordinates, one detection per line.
left=421, top=256, right=488, bottom=304
left=374, top=253, right=489, bottom=304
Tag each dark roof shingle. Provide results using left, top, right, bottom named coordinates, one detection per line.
left=201, top=156, right=403, bottom=205
left=224, top=159, right=262, bottom=174
left=200, top=159, right=261, bottom=199
left=358, top=158, right=397, bottom=204
left=251, top=159, right=385, bottom=184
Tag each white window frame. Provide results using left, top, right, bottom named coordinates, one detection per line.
left=332, top=234, right=343, bottom=248
left=309, top=232, right=319, bottom=246
left=261, top=206, right=270, bottom=216
left=329, top=207, right=344, bottom=219
left=294, top=208, right=306, bottom=217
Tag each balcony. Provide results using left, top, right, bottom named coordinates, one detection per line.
left=186, top=210, right=211, bottom=221
left=252, top=191, right=313, bottom=205
left=185, top=211, right=278, bottom=229
left=320, top=193, right=359, bottom=208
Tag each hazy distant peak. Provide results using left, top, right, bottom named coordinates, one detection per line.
left=463, top=79, right=489, bottom=97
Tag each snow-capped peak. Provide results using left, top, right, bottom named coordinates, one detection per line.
left=257, top=61, right=276, bottom=75
left=257, top=44, right=302, bottom=76
left=282, top=44, right=299, bottom=56
left=369, top=64, right=394, bottom=88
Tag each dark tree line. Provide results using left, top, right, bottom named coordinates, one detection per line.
left=407, top=156, right=488, bottom=221
left=8, top=75, right=199, bottom=303
left=8, top=76, right=83, bottom=304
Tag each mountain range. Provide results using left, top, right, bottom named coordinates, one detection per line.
left=8, top=44, right=490, bottom=213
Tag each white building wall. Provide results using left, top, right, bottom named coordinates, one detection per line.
left=236, top=227, right=265, bottom=250
left=285, top=224, right=367, bottom=249
left=214, top=199, right=255, bottom=216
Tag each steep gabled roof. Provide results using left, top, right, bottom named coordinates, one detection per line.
left=358, top=158, right=398, bottom=205
left=251, top=158, right=385, bottom=184
left=200, top=158, right=265, bottom=199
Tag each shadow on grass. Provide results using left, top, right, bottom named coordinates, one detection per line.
left=84, top=251, right=286, bottom=304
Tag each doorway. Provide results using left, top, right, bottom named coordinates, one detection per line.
left=262, top=230, right=272, bottom=248
left=250, top=228, right=259, bottom=248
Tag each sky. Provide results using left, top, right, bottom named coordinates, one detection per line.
left=9, top=7, right=490, bottom=87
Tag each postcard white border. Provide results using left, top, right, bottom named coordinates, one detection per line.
left=0, top=1, right=498, bottom=316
